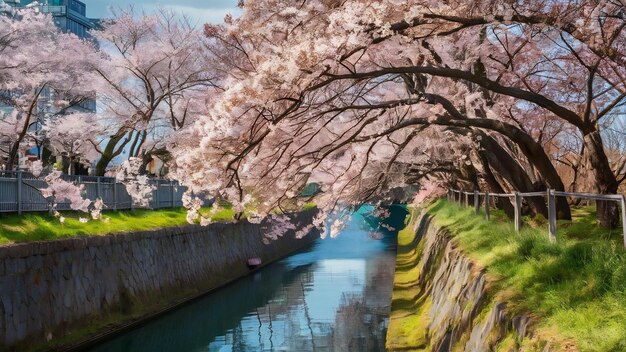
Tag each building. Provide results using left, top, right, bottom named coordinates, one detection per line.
left=2, top=0, right=96, bottom=38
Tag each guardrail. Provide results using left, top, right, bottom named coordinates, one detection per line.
left=447, top=188, right=626, bottom=248
left=0, top=171, right=186, bottom=214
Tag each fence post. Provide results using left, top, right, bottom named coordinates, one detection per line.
left=485, top=192, right=490, bottom=221
left=621, top=195, right=626, bottom=250
left=129, top=182, right=134, bottom=211
left=112, top=180, right=117, bottom=211
left=154, top=180, right=160, bottom=209
left=96, top=177, right=101, bottom=199
left=465, top=192, right=469, bottom=207
left=16, top=171, right=22, bottom=215
left=474, top=190, right=480, bottom=215
left=547, top=189, right=557, bottom=243
left=514, top=192, right=522, bottom=233
left=170, top=180, right=175, bottom=208
left=457, top=191, right=462, bottom=206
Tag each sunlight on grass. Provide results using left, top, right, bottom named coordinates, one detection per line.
left=0, top=201, right=317, bottom=245
left=0, top=207, right=226, bottom=245
left=428, top=199, right=626, bottom=351
left=387, top=206, right=432, bottom=351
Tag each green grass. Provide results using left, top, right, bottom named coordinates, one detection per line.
left=428, top=199, right=626, bottom=351
left=0, top=207, right=236, bottom=245
left=0, top=201, right=319, bottom=245
left=386, top=206, right=432, bottom=351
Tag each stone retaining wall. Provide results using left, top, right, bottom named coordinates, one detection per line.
left=0, top=210, right=319, bottom=351
left=391, top=211, right=534, bottom=351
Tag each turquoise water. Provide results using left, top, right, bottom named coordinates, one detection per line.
left=88, top=206, right=402, bottom=352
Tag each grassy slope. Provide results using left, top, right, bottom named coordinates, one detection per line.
left=386, top=206, right=432, bottom=351
left=427, top=199, right=626, bottom=351
left=0, top=207, right=236, bottom=245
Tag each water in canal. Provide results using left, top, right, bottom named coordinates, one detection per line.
left=88, top=205, right=405, bottom=352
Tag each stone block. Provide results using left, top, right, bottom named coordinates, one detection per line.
left=2, top=290, right=13, bottom=317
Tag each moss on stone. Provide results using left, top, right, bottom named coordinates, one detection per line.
left=386, top=207, right=433, bottom=351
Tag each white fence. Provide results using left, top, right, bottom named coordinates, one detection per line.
left=0, top=171, right=187, bottom=214
left=448, top=188, right=626, bottom=248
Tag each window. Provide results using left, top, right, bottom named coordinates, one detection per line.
left=79, top=98, right=97, bottom=112
left=68, top=19, right=86, bottom=37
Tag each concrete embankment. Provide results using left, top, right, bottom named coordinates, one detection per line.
left=0, top=209, right=319, bottom=351
left=386, top=209, right=539, bottom=351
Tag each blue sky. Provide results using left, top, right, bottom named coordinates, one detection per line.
left=81, top=0, right=241, bottom=24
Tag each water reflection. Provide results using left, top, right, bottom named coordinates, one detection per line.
left=88, top=206, right=401, bottom=352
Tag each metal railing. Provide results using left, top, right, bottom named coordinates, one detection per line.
left=447, top=188, right=626, bottom=248
left=0, top=171, right=187, bottom=214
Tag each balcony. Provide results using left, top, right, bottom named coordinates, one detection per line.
left=39, top=5, right=66, bottom=16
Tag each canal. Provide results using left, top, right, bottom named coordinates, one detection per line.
left=88, top=205, right=404, bottom=352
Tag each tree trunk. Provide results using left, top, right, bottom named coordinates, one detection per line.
left=432, top=116, right=572, bottom=220
left=477, top=151, right=515, bottom=218
left=68, top=156, right=75, bottom=175
left=95, top=133, right=130, bottom=176
left=6, top=141, right=21, bottom=171
left=138, top=152, right=153, bottom=175
left=6, top=88, right=43, bottom=171
left=583, top=130, right=620, bottom=228
left=476, top=132, right=549, bottom=218
left=95, top=156, right=112, bottom=176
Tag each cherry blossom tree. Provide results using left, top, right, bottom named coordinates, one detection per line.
left=115, top=157, right=155, bottom=208
left=40, top=171, right=91, bottom=213
left=0, top=110, right=25, bottom=166
left=413, top=179, right=446, bottom=205
left=89, top=8, right=218, bottom=176
left=42, top=113, right=103, bottom=174
left=3, top=1, right=621, bottom=233
left=36, top=170, right=105, bottom=223
left=0, top=7, right=99, bottom=170
left=167, top=0, right=625, bottom=230
left=376, top=0, right=625, bottom=226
